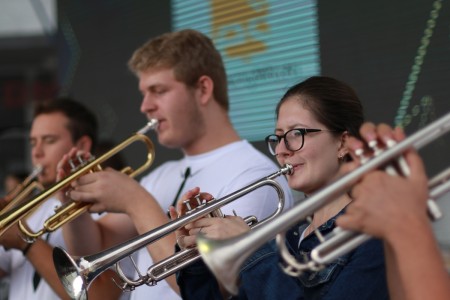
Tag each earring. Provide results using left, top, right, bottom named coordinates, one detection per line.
left=338, top=153, right=345, bottom=160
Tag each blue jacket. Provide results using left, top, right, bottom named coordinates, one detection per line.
left=177, top=211, right=389, bottom=300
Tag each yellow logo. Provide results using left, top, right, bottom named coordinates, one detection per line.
left=209, top=0, right=270, bottom=61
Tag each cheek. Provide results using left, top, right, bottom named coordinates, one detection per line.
left=48, top=144, right=73, bottom=165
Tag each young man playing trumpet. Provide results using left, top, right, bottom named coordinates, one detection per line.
left=0, top=99, right=123, bottom=300
left=58, top=29, right=294, bottom=300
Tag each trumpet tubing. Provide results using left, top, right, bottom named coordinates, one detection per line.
left=196, top=111, right=450, bottom=296
left=53, top=164, right=292, bottom=299
left=0, top=120, right=157, bottom=239
left=143, top=215, right=257, bottom=287
left=310, top=165, right=450, bottom=266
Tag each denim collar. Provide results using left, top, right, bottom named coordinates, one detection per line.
left=286, top=207, right=348, bottom=253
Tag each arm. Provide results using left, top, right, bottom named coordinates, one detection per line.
left=1, top=223, right=71, bottom=299
left=385, top=215, right=450, bottom=300
left=59, top=151, right=178, bottom=292
left=0, top=224, right=122, bottom=300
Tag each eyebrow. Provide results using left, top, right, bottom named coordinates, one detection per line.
left=275, top=123, right=311, bottom=132
left=29, top=134, right=59, bottom=142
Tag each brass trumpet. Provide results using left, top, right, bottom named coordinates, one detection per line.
left=196, top=111, right=450, bottom=295
left=1, top=165, right=44, bottom=213
left=0, top=120, right=157, bottom=240
left=52, top=164, right=292, bottom=300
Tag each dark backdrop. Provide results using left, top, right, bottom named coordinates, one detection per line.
left=1, top=0, right=449, bottom=192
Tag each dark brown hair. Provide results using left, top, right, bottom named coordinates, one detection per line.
left=276, top=76, right=364, bottom=139
left=34, top=98, right=98, bottom=150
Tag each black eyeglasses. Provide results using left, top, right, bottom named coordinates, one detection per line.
left=265, top=128, right=336, bottom=156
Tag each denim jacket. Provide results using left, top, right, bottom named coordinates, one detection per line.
left=177, top=210, right=389, bottom=300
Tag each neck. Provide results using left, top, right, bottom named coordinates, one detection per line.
left=183, top=107, right=241, bottom=155
left=306, top=193, right=351, bottom=234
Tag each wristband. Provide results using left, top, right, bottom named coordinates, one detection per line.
left=22, top=242, right=34, bottom=256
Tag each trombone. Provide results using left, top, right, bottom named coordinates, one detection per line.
left=0, top=120, right=157, bottom=240
left=196, top=111, right=450, bottom=295
left=52, top=164, right=292, bottom=300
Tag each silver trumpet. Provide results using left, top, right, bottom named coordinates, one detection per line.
left=53, top=164, right=293, bottom=300
left=310, top=165, right=450, bottom=267
left=196, top=111, right=450, bottom=295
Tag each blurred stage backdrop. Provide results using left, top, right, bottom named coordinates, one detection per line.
left=1, top=0, right=450, bottom=248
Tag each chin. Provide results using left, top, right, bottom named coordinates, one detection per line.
left=40, top=175, right=55, bottom=187
left=288, top=179, right=309, bottom=194
left=158, top=137, right=181, bottom=149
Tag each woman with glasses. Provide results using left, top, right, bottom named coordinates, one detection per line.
left=174, top=76, right=388, bottom=299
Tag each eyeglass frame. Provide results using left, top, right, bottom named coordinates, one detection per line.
left=265, top=128, right=339, bottom=156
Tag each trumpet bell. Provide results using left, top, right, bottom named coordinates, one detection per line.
left=53, top=247, right=89, bottom=300
left=196, top=233, right=244, bottom=295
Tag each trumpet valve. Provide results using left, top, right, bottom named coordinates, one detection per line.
left=183, top=194, right=208, bottom=213
left=183, top=199, right=193, bottom=211
left=69, top=154, right=96, bottom=172
left=182, top=194, right=224, bottom=218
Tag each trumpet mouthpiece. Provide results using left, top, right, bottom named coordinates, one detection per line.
left=283, top=164, right=294, bottom=175
left=31, top=165, right=43, bottom=178
left=137, top=119, right=159, bottom=134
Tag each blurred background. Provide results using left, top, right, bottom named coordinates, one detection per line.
left=1, top=0, right=450, bottom=261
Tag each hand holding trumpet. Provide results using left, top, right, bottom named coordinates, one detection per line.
left=337, top=123, right=429, bottom=240
left=56, top=147, right=149, bottom=214
left=168, top=187, right=250, bottom=249
left=335, top=122, right=450, bottom=300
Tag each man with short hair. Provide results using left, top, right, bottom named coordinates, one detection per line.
left=61, top=29, right=294, bottom=300
left=0, top=99, right=122, bottom=300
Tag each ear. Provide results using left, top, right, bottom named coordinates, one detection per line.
left=337, top=131, right=349, bottom=158
left=196, top=75, right=214, bottom=106
left=75, top=135, right=93, bottom=153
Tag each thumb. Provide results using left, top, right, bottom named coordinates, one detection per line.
left=168, top=206, right=178, bottom=220
left=403, top=149, right=427, bottom=184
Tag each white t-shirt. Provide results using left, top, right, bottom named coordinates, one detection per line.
left=0, top=198, right=66, bottom=300
left=130, top=140, right=294, bottom=300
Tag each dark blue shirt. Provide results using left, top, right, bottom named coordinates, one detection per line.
left=177, top=210, right=389, bottom=300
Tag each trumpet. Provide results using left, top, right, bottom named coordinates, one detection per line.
left=0, top=120, right=157, bottom=240
left=309, top=165, right=450, bottom=267
left=196, top=111, right=450, bottom=295
left=52, top=164, right=292, bottom=300
left=1, top=165, right=44, bottom=213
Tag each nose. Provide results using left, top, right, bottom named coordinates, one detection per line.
left=275, top=139, right=292, bottom=158
left=31, top=141, right=44, bottom=167
left=140, top=93, right=157, bottom=115
left=31, top=141, right=44, bottom=159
